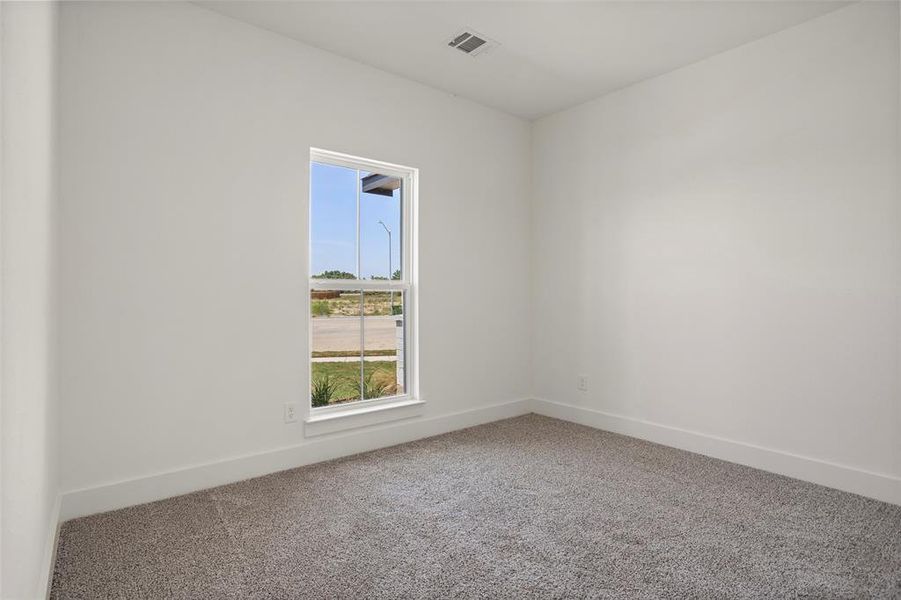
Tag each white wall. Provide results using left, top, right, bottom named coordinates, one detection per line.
left=0, top=2, right=60, bottom=598
left=532, top=1, right=900, bottom=498
left=58, top=2, right=531, bottom=505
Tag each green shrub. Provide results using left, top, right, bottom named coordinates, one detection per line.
left=363, top=371, right=392, bottom=399
left=311, top=374, right=339, bottom=407
left=311, top=300, right=332, bottom=317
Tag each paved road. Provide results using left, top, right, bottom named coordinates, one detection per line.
left=312, top=316, right=399, bottom=352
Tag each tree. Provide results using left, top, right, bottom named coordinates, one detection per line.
left=314, top=270, right=355, bottom=280
left=392, top=269, right=401, bottom=280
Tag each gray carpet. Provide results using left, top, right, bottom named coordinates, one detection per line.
left=51, top=414, right=901, bottom=599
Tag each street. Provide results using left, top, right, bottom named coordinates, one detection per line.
left=312, top=315, right=399, bottom=352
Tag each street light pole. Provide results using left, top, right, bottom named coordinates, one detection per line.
left=378, top=220, right=392, bottom=313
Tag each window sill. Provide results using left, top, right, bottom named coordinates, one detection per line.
left=304, top=397, right=424, bottom=437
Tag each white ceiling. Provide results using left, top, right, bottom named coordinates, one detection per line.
left=199, top=1, right=848, bottom=120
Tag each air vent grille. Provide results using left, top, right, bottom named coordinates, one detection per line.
left=456, top=35, right=486, bottom=53
left=447, top=29, right=496, bottom=57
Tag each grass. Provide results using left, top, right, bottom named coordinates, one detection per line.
left=311, top=349, right=397, bottom=358
left=311, top=360, right=399, bottom=403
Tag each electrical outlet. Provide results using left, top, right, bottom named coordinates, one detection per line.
left=578, top=375, right=588, bottom=392
left=284, top=402, right=298, bottom=423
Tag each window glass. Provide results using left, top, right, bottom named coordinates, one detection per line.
left=310, top=289, right=362, bottom=406
left=310, top=162, right=358, bottom=280
left=363, top=291, right=405, bottom=399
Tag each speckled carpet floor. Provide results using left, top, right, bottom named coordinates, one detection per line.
left=51, top=414, right=901, bottom=599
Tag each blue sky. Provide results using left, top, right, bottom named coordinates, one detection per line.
left=310, top=162, right=401, bottom=279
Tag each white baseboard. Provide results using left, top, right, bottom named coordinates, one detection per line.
left=40, top=494, right=62, bottom=600
left=60, top=396, right=900, bottom=521
left=529, top=398, right=901, bottom=506
left=60, top=398, right=531, bottom=520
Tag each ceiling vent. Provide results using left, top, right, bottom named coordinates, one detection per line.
left=447, top=29, right=497, bottom=57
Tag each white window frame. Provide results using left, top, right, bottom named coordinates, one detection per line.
left=306, top=148, right=420, bottom=431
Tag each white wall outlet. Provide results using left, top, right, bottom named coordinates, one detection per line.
left=578, top=375, right=589, bottom=392
left=284, top=402, right=298, bottom=423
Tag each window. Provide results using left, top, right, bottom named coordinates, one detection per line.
left=309, top=149, right=417, bottom=413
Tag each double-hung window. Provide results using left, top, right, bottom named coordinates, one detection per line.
left=308, top=148, right=417, bottom=414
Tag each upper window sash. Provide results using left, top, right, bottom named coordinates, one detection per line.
left=309, top=148, right=415, bottom=286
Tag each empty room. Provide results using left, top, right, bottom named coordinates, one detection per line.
left=1, top=0, right=899, bottom=598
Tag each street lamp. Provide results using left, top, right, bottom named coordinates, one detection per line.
left=378, top=220, right=393, bottom=312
